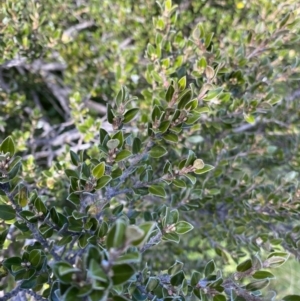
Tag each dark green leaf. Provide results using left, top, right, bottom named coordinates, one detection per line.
left=115, top=252, right=141, bottom=264
left=149, top=185, right=166, bottom=198
left=111, top=263, right=135, bottom=285
left=15, top=268, right=35, bottom=281
left=0, top=204, right=15, bottom=220
left=162, top=232, right=180, bottom=243
left=3, top=256, right=22, bottom=271
left=245, top=279, right=270, bottom=291
left=70, top=150, right=79, bottom=166
left=132, top=137, right=142, bottom=154
left=146, top=277, right=160, bottom=292
left=8, top=160, right=21, bottom=179
left=185, top=112, right=202, bottom=125
left=172, top=179, right=186, bottom=188
left=111, top=167, right=123, bottom=179
left=213, top=295, right=226, bottom=301
left=106, top=219, right=127, bottom=249
left=123, top=108, right=139, bottom=123
left=149, top=145, right=167, bottom=158
left=168, top=260, right=184, bottom=275
left=175, top=221, right=194, bottom=234
left=20, top=277, right=37, bottom=289
left=0, top=229, right=9, bottom=249
left=191, top=271, right=201, bottom=286
left=29, top=249, right=42, bottom=267
left=159, top=120, right=171, bottom=133
left=107, top=103, right=114, bottom=124
left=130, top=222, right=156, bottom=246
left=237, top=259, right=252, bottom=272
left=95, top=175, right=112, bottom=189
left=203, top=87, right=223, bottom=101
left=178, top=89, right=192, bottom=109
left=194, top=164, right=215, bottom=175
left=100, top=128, right=109, bottom=145
left=204, top=260, right=215, bottom=277
left=183, top=174, right=196, bottom=185
left=170, top=270, right=185, bottom=286
left=283, top=296, right=300, bottom=301
left=89, top=259, right=108, bottom=282
left=34, top=197, right=47, bottom=215
left=163, top=132, right=178, bottom=143
left=88, top=290, right=107, bottom=301
left=67, top=192, right=80, bottom=206
left=116, top=86, right=127, bottom=106
left=0, top=136, right=16, bottom=156
left=115, top=150, right=132, bottom=162
left=165, top=84, right=175, bottom=102
left=252, top=271, right=275, bottom=279
left=151, top=105, right=162, bottom=122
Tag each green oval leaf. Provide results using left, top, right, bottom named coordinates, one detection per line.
left=165, top=84, right=175, bottom=102
left=194, top=164, right=215, bottom=175
left=204, top=260, right=215, bottom=277
left=283, top=296, right=300, bottom=301
left=89, top=259, right=108, bottom=282
left=159, top=120, right=171, bottom=134
left=172, top=179, right=186, bottom=188
left=106, top=219, right=127, bottom=249
left=131, top=222, right=156, bottom=247
left=252, top=270, right=275, bottom=279
left=132, top=137, right=142, bottom=154
left=0, top=136, right=16, bottom=156
left=162, top=232, right=180, bottom=243
left=245, top=279, right=270, bottom=291
left=107, top=104, right=114, bottom=124
left=149, top=145, right=167, bottom=158
left=149, top=185, right=166, bottom=198
left=95, top=176, right=112, bottom=189
left=111, top=263, right=135, bottom=285
left=170, top=270, right=185, bottom=286
left=29, top=249, right=41, bottom=267
left=183, top=174, right=196, bottom=185
left=203, top=87, right=223, bottom=101
left=146, top=277, right=160, bottom=292
left=244, top=113, right=256, bottom=124
left=92, top=162, right=105, bottom=179
left=115, top=150, right=132, bottom=162
left=70, top=150, right=79, bottom=166
left=0, top=204, right=16, bottom=220
left=237, top=259, right=252, bottom=272
left=163, top=132, right=178, bottom=143
left=175, top=221, right=194, bottom=235
left=115, top=252, right=141, bottom=264
left=178, top=76, right=186, bottom=90
left=107, top=139, right=119, bottom=150
left=123, top=108, right=139, bottom=123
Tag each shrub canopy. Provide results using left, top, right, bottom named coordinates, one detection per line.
left=0, top=0, right=300, bottom=300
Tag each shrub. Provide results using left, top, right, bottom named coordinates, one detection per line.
left=0, top=0, right=300, bottom=300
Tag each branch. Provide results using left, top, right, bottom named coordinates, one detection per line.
left=1, top=286, right=48, bottom=301
left=62, top=21, right=95, bottom=40
left=1, top=285, right=22, bottom=301
left=140, top=228, right=162, bottom=253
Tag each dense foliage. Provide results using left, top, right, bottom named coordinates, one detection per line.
left=0, top=0, right=300, bottom=300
